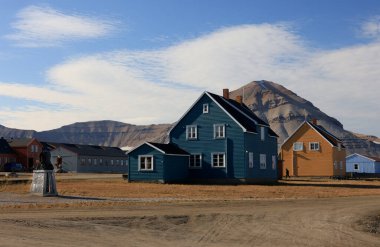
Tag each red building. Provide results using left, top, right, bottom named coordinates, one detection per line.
left=8, top=138, right=43, bottom=171
left=0, top=137, right=17, bottom=170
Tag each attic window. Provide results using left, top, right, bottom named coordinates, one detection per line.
left=293, top=142, right=303, bottom=151
left=354, top=164, right=359, bottom=170
left=203, top=104, right=209, bottom=113
left=309, top=142, right=320, bottom=151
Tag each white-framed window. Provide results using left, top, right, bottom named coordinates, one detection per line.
left=186, top=125, right=198, bottom=140
left=249, top=152, right=253, bottom=168
left=261, top=127, right=265, bottom=141
left=189, top=154, right=202, bottom=168
left=340, top=161, right=343, bottom=170
left=214, top=124, right=225, bottom=139
left=354, top=164, right=359, bottom=170
left=110, top=160, right=114, bottom=166
left=93, top=158, right=97, bottom=165
left=260, top=154, right=266, bottom=169
left=139, top=155, right=154, bottom=171
left=88, top=158, right=92, bottom=165
left=309, top=142, right=320, bottom=151
left=203, top=104, right=209, bottom=113
left=293, top=142, right=303, bottom=151
left=272, top=155, right=276, bottom=170
left=99, top=158, right=103, bottom=165
left=81, top=158, right=85, bottom=166
left=212, top=153, right=225, bottom=168
left=30, top=145, right=38, bottom=153
left=334, top=161, right=337, bottom=169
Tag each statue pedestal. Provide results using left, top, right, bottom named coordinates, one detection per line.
left=30, top=170, right=58, bottom=197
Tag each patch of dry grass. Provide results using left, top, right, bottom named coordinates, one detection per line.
left=3, top=178, right=380, bottom=200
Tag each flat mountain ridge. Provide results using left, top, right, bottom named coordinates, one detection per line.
left=0, top=80, right=379, bottom=156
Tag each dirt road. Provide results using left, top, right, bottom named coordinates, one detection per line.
left=0, top=196, right=379, bottom=247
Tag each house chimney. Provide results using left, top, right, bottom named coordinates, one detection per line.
left=236, top=95, right=243, bottom=104
left=312, top=118, right=317, bottom=125
left=223, top=88, right=229, bottom=99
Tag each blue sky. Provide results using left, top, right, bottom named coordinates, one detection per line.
left=0, top=0, right=379, bottom=137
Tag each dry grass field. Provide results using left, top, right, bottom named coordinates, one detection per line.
left=3, top=177, right=380, bottom=200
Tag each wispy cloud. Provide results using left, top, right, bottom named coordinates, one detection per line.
left=5, top=5, right=117, bottom=47
left=0, top=23, right=379, bottom=136
left=360, top=16, right=380, bottom=40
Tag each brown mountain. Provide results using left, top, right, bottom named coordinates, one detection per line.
left=0, top=80, right=378, bottom=156
left=229, top=80, right=380, bottom=156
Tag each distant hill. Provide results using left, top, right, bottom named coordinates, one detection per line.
left=0, top=80, right=379, bottom=156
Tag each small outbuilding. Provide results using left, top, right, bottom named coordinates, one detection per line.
left=346, top=153, right=380, bottom=175
left=128, top=142, right=189, bottom=183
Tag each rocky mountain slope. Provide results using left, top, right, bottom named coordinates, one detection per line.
left=229, top=80, right=380, bottom=156
left=0, top=80, right=379, bottom=156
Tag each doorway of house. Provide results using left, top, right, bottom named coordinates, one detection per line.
left=28, top=158, right=34, bottom=172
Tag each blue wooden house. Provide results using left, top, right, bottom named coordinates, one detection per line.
left=346, top=153, right=380, bottom=175
left=128, top=142, right=189, bottom=183
left=128, top=89, right=279, bottom=183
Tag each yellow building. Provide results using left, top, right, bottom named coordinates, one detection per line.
left=280, top=120, right=346, bottom=177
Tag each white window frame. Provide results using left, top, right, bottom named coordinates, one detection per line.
left=309, top=142, right=320, bottom=151
left=203, top=104, right=209, bottom=113
left=334, top=161, right=337, bottom=170
left=189, top=154, right=202, bottom=168
left=272, top=155, right=276, bottom=170
left=139, top=155, right=154, bottom=171
left=212, top=153, right=226, bottom=168
left=81, top=158, right=85, bottom=166
left=293, top=142, right=303, bottom=151
left=88, top=158, right=92, bottom=165
left=93, top=158, right=97, bottom=166
left=214, top=124, right=225, bottom=139
left=260, top=154, right=266, bottom=169
left=99, top=158, right=103, bottom=165
left=248, top=152, right=254, bottom=168
left=186, top=125, right=198, bottom=140
left=354, top=164, right=359, bottom=170
left=261, top=127, right=265, bottom=141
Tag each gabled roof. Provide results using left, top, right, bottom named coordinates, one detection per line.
left=48, top=142, right=126, bottom=157
left=307, top=121, right=345, bottom=148
left=169, top=91, right=278, bottom=137
left=146, top=142, right=189, bottom=155
left=0, top=138, right=15, bottom=154
left=282, top=121, right=344, bottom=148
left=7, top=138, right=38, bottom=147
left=346, top=153, right=380, bottom=162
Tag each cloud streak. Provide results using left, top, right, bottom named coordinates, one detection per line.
left=5, top=5, right=117, bottom=47
left=0, top=23, right=379, bottom=136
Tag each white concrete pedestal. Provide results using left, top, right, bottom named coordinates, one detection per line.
left=30, top=170, right=58, bottom=196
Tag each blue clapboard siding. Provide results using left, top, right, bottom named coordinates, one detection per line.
left=128, top=143, right=189, bottom=182
left=346, top=154, right=380, bottom=174
left=128, top=144, right=165, bottom=182
left=170, top=94, right=245, bottom=179
left=244, top=131, right=278, bottom=180
left=163, top=155, right=189, bottom=182
left=170, top=93, right=279, bottom=180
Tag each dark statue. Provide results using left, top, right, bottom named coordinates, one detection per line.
left=39, top=147, right=54, bottom=170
